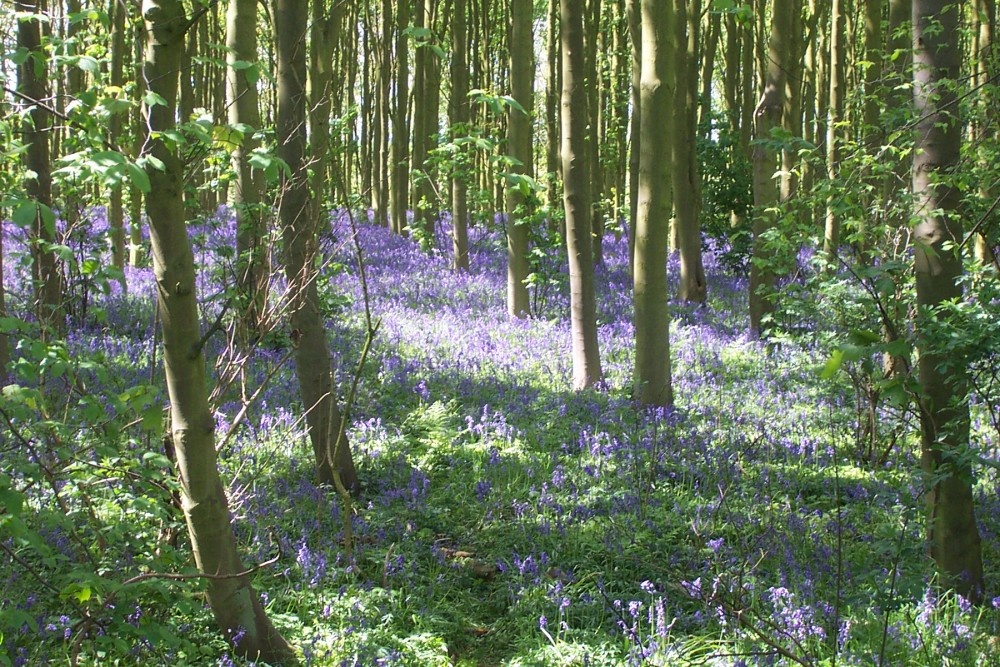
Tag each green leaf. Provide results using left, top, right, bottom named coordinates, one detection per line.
left=820, top=349, right=844, bottom=380
left=11, top=202, right=38, bottom=228
left=0, top=487, right=24, bottom=517
left=143, top=91, right=168, bottom=108
left=77, top=55, right=100, bottom=73
left=141, top=406, right=163, bottom=436
left=125, top=161, right=151, bottom=193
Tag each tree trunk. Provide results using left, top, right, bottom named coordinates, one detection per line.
left=626, top=0, right=640, bottom=271
left=227, top=0, right=267, bottom=338
left=973, top=0, right=997, bottom=264
left=373, top=0, right=391, bottom=227
left=673, top=0, right=706, bottom=304
left=823, top=0, right=845, bottom=260
left=393, top=0, right=411, bottom=236
left=109, top=0, right=128, bottom=272
left=585, top=0, right=604, bottom=265
left=141, top=2, right=297, bottom=661
left=561, top=0, right=603, bottom=390
left=506, top=0, right=534, bottom=316
left=632, top=0, right=673, bottom=407
left=749, top=0, right=791, bottom=337
left=546, top=0, right=562, bottom=213
left=17, top=0, right=63, bottom=330
left=277, top=0, right=359, bottom=493
left=699, top=8, right=720, bottom=134
left=451, top=0, right=470, bottom=271
left=912, top=0, right=984, bottom=601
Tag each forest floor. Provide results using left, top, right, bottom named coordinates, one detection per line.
left=2, top=208, right=999, bottom=666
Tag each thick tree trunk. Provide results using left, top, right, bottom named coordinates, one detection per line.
left=561, top=0, right=603, bottom=390
left=141, top=2, right=297, bottom=661
left=227, top=0, right=267, bottom=338
left=277, top=0, right=359, bottom=493
left=506, top=0, right=533, bottom=316
left=912, top=0, right=984, bottom=601
left=632, top=0, right=673, bottom=407
left=17, top=0, right=63, bottom=330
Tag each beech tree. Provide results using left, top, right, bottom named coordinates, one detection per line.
left=911, top=0, right=984, bottom=600
left=276, top=0, right=359, bottom=492
left=672, top=0, right=705, bottom=303
left=17, top=0, right=62, bottom=329
left=506, top=0, right=534, bottom=317
left=226, top=0, right=267, bottom=338
left=140, top=1, right=295, bottom=660
left=632, top=0, right=673, bottom=407
left=749, top=0, right=791, bottom=337
left=561, top=0, right=603, bottom=390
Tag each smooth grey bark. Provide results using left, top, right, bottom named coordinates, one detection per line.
left=392, top=0, right=411, bottom=236
left=585, top=0, right=604, bottom=265
left=109, top=0, right=127, bottom=272
left=632, top=0, right=673, bottom=407
left=973, top=0, right=997, bottom=264
left=227, top=0, right=267, bottom=337
left=506, top=0, right=533, bottom=316
left=561, top=0, right=603, bottom=390
left=451, top=0, right=470, bottom=270
left=626, top=0, right=640, bottom=271
left=912, top=0, right=984, bottom=601
left=823, top=0, right=845, bottom=260
left=672, top=0, right=705, bottom=304
left=141, top=1, right=296, bottom=661
left=276, top=0, right=359, bottom=493
left=546, top=0, right=562, bottom=213
left=17, top=0, right=62, bottom=329
left=748, top=0, right=789, bottom=337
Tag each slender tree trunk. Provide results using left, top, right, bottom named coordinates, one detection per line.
left=546, top=0, right=562, bottom=212
left=109, top=0, right=128, bottom=272
left=633, top=0, right=673, bottom=407
left=912, top=0, right=984, bottom=601
left=749, top=0, right=789, bottom=336
left=561, top=0, right=603, bottom=390
left=277, top=0, right=359, bottom=493
left=0, top=224, right=7, bottom=383
left=626, top=0, right=640, bottom=271
left=17, top=0, right=63, bottom=330
left=373, top=0, right=391, bottom=227
left=227, top=0, right=267, bottom=338
left=310, top=0, right=346, bottom=220
left=360, top=7, right=374, bottom=206
left=506, top=0, right=534, bottom=316
left=673, top=0, right=706, bottom=303
left=585, top=0, right=604, bottom=265
left=393, top=0, right=411, bottom=236
left=699, top=8, right=720, bottom=134
left=451, top=0, right=470, bottom=270
left=973, top=0, right=997, bottom=264
left=141, top=2, right=297, bottom=661
left=823, top=0, right=845, bottom=260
